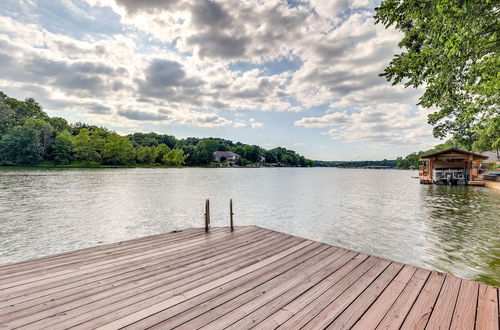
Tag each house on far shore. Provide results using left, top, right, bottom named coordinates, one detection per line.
left=213, top=151, right=240, bottom=163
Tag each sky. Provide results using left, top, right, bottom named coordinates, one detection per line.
left=0, top=0, right=441, bottom=160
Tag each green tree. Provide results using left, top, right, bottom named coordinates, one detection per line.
left=282, top=153, right=297, bottom=166
left=264, top=150, right=277, bottom=163
left=47, top=117, right=70, bottom=134
left=70, top=122, right=92, bottom=135
left=232, top=145, right=247, bottom=159
left=193, top=140, right=217, bottom=164
left=14, top=97, right=47, bottom=122
left=157, top=134, right=177, bottom=148
left=0, top=96, right=17, bottom=136
left=396, top=157, right=409, bottom=169
left=473, top=117, right=500, bottom=159
left=0, top=126, right=42, bottom=164
left=102, top=134, right=136, bottom=165
left=155, top=144, right=170, bottom=163
left=0, top=92, right=48, bottom=136
left=128, top=132, right=178, bottom=148
left=53, top=131, right=74, bottom=164
left=242, top=145, right=262, bottom=163
left=72, top=128, right=102, bottom=162
left=128, top=132, right=159, bottom=147
left=375, top=1, right=499, bottom=143
left=25, top=118, right=54, bottom=160
left=162, top=148, right=188, bottom=166
left=136, top=146, right=159, bottom=164
left=175, top=142, right=196, bottom=165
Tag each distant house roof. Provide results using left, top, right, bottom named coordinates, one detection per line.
left=420, top=148, right=488, bottom=160
left=213, top=151, right=240, bottom=157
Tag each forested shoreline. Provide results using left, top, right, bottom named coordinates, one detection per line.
left=314, top=160, right=397, bottom=168
left=5, top=91, right=494, bottom=170
left=0, top=92, right=313, bottom=167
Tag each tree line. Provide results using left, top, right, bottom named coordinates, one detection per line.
left=314, top=159, right=397, bottom=168
left=0, top=92, right=312, bottom=167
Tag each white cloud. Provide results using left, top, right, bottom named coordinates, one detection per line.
left=82, top=0, right=419, bottom=113
left=180, top=113, right=232, bottom=127
left=233, top=121, right=246, bottom=128
left=295, top=112, right=351, bottom=128
left=309, top=0, right=374, bottom=19
left=249, top=118, right=264, bottom=128
left=296, top=104, right=435, bottom=147
left=0, top=0, right=438, bottom=151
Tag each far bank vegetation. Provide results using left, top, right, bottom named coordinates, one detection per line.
left=0, top=92, right=311, bottom=167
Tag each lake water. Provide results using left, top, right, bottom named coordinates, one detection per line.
left=0, top=167, right=499, bottom=286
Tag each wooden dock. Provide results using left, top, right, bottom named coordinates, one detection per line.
left=468, top=181, right=500, bottom=190
left=0, top=226, right=498, bottom=329
left=469, top=180, right=486, bottom=186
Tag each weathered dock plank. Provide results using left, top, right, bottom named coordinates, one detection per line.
left=0, top=226, right=498, bottom=329
left=476, top=284, right=500, bottom=330
left=450, top=280, right=479, bottom=330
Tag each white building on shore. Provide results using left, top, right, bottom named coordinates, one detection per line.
left=213, top=151, right=240, bottom=163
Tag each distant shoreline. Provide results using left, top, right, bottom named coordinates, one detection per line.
left=0, top=164, right=406, bottom=170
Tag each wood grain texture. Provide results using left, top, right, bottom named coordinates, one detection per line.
left=131, top=242, right=327, bottom=329
left=197, top=248, right=352, bottom=329
left=14, top=232, right=300, bottom=329
left=300, top=260, right=398, bottom=329
left=324, top=262, right=407, bottom=330
left=0, top=227, right=278, bottom=323
left=400, top=272, right=446, bottom=330
left=0, top=226, right=497, bottom=330
left=425, top=275, right=461, bottom=330
left=371, top=267, right=430, bottom=330
left=0, top=227, right=210, bottom=279
left=351, top=266, right=423, bottom=330
left=476, top=284, right=499, bottom=330
left=257, top=253, right=369, bottom=329
left=449, top=279, right=478, bottom=330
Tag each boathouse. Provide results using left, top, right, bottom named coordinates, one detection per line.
left=419, top=148, right=488, bottom=185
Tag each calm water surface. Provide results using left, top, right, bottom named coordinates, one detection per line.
left=0, top=168, right=499, bottom=285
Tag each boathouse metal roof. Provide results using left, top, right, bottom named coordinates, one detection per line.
left=420, top=148, right=489, bottom=159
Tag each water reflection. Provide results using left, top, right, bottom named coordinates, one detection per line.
left=0, top=168, right=498, bottom=286
left=421, top=185, right=500, bottom=285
